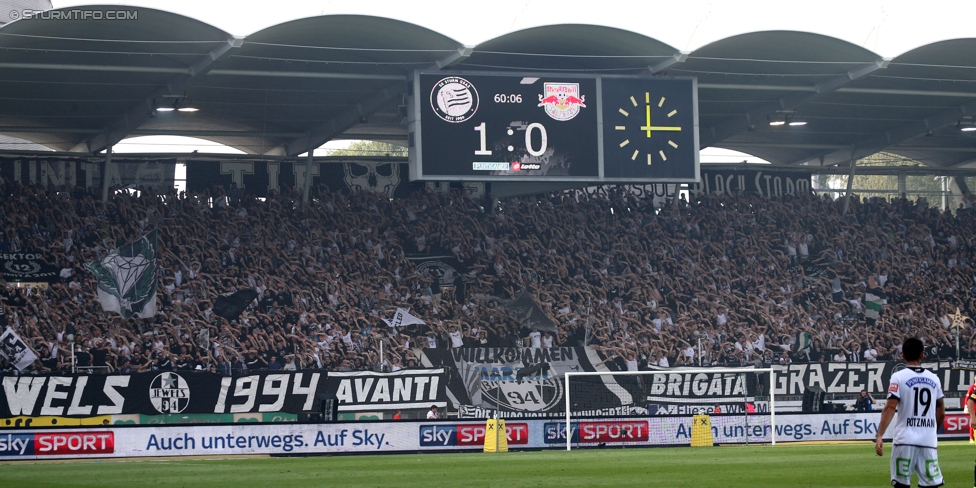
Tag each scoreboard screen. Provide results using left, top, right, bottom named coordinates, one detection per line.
left=408, top=71, right=698, bottom=183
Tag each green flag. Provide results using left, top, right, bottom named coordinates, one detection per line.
left=797, top=331, right=812, bottom=350
left=86, top=229, right=158, bottom=319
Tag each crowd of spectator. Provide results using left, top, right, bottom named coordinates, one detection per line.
left=1, top=178, right=976, bottom=375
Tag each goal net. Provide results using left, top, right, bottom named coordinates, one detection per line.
left=563, top=368, right=776, bottom=450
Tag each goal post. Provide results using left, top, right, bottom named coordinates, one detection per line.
left=563, top=367, right=776, bottom=451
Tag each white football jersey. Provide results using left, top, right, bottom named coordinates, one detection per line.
left=887, top=367, right=943, bottom=448
left=528, top=331, right=541, bottom=348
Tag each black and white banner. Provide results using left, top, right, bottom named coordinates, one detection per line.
left=0, top=157, right=175, bottom=191
left=0, top=252, right=59, bottom=283
left=186, top=161, right=421, bottom=198
left=417, top=347, right=641, bottom=417
left=0, top=371, right=327, bottom=417
left=640, top=367, right=763, bottom=405
left=406, top=255, right=465, bottom=288
left=324, top=369, right=448, bottom=411
left=694, top=169, right=812, bottom=198
left=772, top=361, right=976, bottom=395
left=0, top=327, right=37, bottom=371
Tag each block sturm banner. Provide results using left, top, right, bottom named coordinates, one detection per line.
left=2, top=412, right=968, bottom=460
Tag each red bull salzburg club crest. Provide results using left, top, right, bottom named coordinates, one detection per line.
left=537, top=82, right=586, bottom=121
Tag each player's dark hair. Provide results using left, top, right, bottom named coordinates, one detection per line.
left=902, top=337, right=924, bottom=362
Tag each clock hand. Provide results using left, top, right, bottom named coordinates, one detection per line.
left=644, top=104, right=652, bottom=138
left=639, top=104, right=682, bottom=137
left=639, top=93, right=681, bottom=137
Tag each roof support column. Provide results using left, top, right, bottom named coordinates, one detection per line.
left=101, top=146, right=113, bottom=202
left=302, top=150, right=314, bottom=204
left=841, top=149, right=857, bottom=216
left=949, top=177, right=970, bottom=210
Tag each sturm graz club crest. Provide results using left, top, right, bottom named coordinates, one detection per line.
left=150, top=372, right=190, bottom=413
left=480, top=379, right=563, bottom=412
left=537, top=82, right=585, bottom=121
left=430, top=76, right=479, bottom=123
left=416, top=260, right=459, bottom=287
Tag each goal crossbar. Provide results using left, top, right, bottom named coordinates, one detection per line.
left=563, top=368, right=776, bottom=450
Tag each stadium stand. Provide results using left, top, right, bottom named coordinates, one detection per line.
left=1, top=180, right=975, bottom=375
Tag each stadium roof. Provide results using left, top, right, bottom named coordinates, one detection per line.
left=2, top=5, right=976, bottom=168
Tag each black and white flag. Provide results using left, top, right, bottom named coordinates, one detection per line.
left=0, top=327, right=37, bottom=370
left=214, top=289, right=259, bottom=321
left=382, top=308, right=426, bottom=329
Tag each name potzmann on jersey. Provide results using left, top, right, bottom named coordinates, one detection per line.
left=905, top=418, right=936, bottom=427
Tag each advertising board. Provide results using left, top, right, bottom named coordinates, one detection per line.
left=4, top=412, right=956, bottom=460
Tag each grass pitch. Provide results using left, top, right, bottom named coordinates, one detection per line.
left=2, top=442, right=973, bottom=487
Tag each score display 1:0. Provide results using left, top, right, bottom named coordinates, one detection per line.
left=473, top=122, right=548, bottom=157
left=414, top=72, right=600, bottom=179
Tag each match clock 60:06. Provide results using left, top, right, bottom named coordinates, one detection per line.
left=409, top=71, right=699, bottom=183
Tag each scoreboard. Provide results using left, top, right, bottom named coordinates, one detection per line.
left=408, top=71, right=699, bottom=183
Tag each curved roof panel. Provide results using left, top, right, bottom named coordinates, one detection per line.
left=0, top=10, right=973, bottom=168
left=0, top=5, right=233, bottom=151
left=460, top=24, right=680, bottom=73
left=180, top=15, right=464, bottom=154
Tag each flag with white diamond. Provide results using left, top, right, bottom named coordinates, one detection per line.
left=86, top=230, right=158, bottom=319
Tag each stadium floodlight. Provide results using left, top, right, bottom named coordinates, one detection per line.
left=787, top=115, right=807, bottom=126
left=563, top=367, right=776, bottom=451
left=959, top=116, right=976, bottom=132
left=155, top=93, right=198, bottom=113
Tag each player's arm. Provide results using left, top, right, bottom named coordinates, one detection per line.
left=875, top=397, right=899, bottom=456
left=968, top=394, right=976, bottom=428
left=935, top=397, right=945, bottom=428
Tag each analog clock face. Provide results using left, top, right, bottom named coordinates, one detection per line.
left=616, top=92, right=682, bottom=166
left=601, top=77, right=697, bottom=180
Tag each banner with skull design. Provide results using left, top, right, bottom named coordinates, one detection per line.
left=185, top=160, right=417, bottom=198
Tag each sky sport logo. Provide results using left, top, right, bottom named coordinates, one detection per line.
left=430, top=77, right=479, bottom=123
left=544, top=421, right=649, bottom=444
left=0, top=432, right=115, bottom=456
left=150, top=372, right=191, bottom=414
left=10, top=10, right=139, bottom=21
left=419, top=423, right=529, bottom=447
